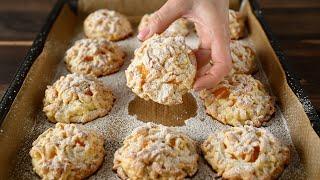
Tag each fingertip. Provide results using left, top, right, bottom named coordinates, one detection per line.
left=193, top=86, right=203, bottom=92
left=193, top=74, right=219, bottom=91
left=193, top=78, right=206, bottom=92
left=137, top=28, right=150, bottom=41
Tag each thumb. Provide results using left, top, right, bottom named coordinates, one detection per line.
left=194, top=35, right=232, bottom=91
left=137, top=0, right=188, bottom=41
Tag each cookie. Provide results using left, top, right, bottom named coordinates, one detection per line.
left=199, top=74, right=275, bottom=127
left=125, top=34, right=196, bottom=105
left=43, top=73, right=114, bottom=123
left=229, top=9, right=245, bottom=40
left=64, top=38, right=125, bottom=77
left=202, top=126, right=290, bottom=179
left=113, top=123, right=199, bottom=179
left=84, top=9, right=132, bottom=41
left=138, top=14, right=189, bottom=36
left=30, top=123, right=105, bottom=180
left=230, top=40, right=257, bottom=74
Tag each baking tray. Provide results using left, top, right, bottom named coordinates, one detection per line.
left=0, top=0, right=319, bottom=179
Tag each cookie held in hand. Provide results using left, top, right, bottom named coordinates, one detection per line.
left=126, top=34, right=196, bottom=105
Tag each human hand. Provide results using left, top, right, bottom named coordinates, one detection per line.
left=137, top=0, right=232, bottom=91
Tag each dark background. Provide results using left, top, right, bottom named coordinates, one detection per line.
left=0, top=0, right=319, bottom=112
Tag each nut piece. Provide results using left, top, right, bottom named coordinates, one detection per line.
left=30, top=123, right=105, bottom=180
left=64, top=38, right=125, bottom=77
left=229, top=9, right=245, bottom=40
left=113, top=123, right=199, bottom=179
left=125, top=34, right=196, bottom=105
left=199, top=74, right=275, bottom=127
left=202, top=126, right=290, bottom=179
left=139, top=14, right=189, bottom=36
left=43, top=73, right=115, bottom=123
left=84, top=9, right=132, bottom=41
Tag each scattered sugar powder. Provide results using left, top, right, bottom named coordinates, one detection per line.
left=10, top=29, right=305, bottom=179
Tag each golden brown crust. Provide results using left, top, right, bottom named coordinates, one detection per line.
left=64, top=38, right=125, bottom=77
left=202, top=126, right=290, bottom=180
left=125, top=34, right=196, bottom=105
left=229, top=40, right=257, bottom=75
left=199, top=74, right=275, bottom=127
left=84, top=9, right=132, bottom=41
left=139, top=14, right=189, bottom=37
left=113, top=123, right=199, bottom=179
left=43, top=73, right=115, bottom=123
left=30, top=123, right=105, bottom=180
left=229, top=9, right=245, bottom=40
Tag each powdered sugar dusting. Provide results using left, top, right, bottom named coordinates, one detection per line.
left=10, top=28, right=305, bottom=179
left=125, top=34, right=196, bottom=105
left=83, top=9, right=132, bottom=41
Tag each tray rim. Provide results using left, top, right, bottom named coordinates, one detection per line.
left=0, top=0, right=67, bottom=125
left=248, top=0, right=320, bottom=135
left=0, top=0, right=319, bottom=136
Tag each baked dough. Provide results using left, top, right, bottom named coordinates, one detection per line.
left=230, top=40, right=257, bottom=74
left=30, top=123, right=105, bottom=180
left=138, top=14, right=189, bottom=36
left=199, top=74, right=275, bottom=127
left=43, top=73, right=114, bottom=123
left=229, top=9, right=245, bottom=40
left=125, top=34, right=196, bottom=105
left=113, top=123, right=199, bottom=179
left=84, top=9, right=132, bottom=41
left=202, top=126, right=290, bottom=179
left=64, top=38, right=125, bottom=77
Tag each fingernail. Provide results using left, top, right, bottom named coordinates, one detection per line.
left=193, top=84, right=202, bottom=92
left=137, top=28, right=150, bottom=40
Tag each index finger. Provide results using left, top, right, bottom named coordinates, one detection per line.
left=138, top=0, right=190, bottom=40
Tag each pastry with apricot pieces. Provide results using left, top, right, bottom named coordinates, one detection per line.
left=30, top=123, right=105, bottom=179
left=198, top=9, right=244, bottom=40
left=229, top=9, right=245, bottom=40
left=202, top=126, right=290, bottom=179
left=84, top=9, right=132, bottom=41
left=113, top=123, right=199, bottom=179
left=139, top=13, right=189, bottom=36
left=199, top=74, right=275, bottom=127
left=43, top=73, right=114, bottom=123
left=229, top=40, right=257, bottom=74
left=64, top=38, right=125, bottom=77
left=125, top=34, right=196, bottom=105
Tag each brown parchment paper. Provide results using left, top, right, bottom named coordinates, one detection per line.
left=0, top=5, right=77, bottom=178
left=241, top=2, right=320, bottom=179
left=0, top=0, right=319, bottom=179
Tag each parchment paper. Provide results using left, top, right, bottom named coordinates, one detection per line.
left=0, top=0, right=319, bottom=179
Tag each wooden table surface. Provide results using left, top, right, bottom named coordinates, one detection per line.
left=0, top=0, right=320, bottom=113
